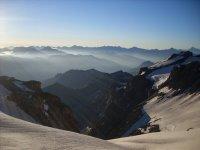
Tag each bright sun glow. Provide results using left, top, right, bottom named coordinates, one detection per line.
left=0, top=51, right=13, bottom=56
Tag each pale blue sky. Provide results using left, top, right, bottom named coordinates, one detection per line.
left=0, top=0, right=199, bottom=49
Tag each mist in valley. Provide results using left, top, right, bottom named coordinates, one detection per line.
left=0, top=46, right=189, bottom=81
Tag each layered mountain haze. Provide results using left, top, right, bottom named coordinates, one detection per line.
left=1, top=46, right=199, bottom=81
left=0, top=47, right=127, bottom=81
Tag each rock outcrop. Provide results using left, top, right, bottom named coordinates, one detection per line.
left=0, top=76, right=79, bottom=132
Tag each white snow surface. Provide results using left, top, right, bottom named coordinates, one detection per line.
left=1, top=110, right=200, bottom=150
left=144, top=89, right=200, bottom=132
left=0, top=112, right=127, bottom=150
left=110, top=128, right=200, bottom=150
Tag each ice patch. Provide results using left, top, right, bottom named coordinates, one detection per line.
left=0, top=51, right=13, bottom=56
left=151, top=74, right=170, bottom=89
left=159, top=86, right=171, bottom=94
left=147, top=66, right=173, bottom=89
left=43, top=103, right=49, bottom=116
left=44, top=103, right=49, bottom=111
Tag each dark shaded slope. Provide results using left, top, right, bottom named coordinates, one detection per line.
left=165, top=61, right=200, bottom=92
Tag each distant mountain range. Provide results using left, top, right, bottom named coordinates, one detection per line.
left=58, top=45, right=200, bottom=54
left=0, top=45, right=199, bottom=81
left=1, top=45, right=200, bottom=56
left=0, top=46, right=64, bottom=55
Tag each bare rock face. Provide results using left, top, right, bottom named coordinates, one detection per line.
left=84, top=75, right=153, bottom=139
left=167, top=51, right=193, bottom=60
left=0, top=76, right=79, bottom=132
left=131, top=124, right=160, bottom=136
left=24, top=80, right=41, bottom=91
left=166, top=61, right=200, bottom=92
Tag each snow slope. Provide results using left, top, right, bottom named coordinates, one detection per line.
left=144, top=90, right=200, bottom=132
left=146, top=52, right=199, bottom=89
left=1, top=110, right=199, bottom=150
left=0, top=112, right=127, bottom=150
left=110, top=91, right=200, bottom=150
left=110, top=128, right=200, bottom=150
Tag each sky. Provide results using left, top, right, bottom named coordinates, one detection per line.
left=0, top=0, right=199, bottom=49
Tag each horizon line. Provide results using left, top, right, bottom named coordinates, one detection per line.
left=0, top=45, right=199, bottom=51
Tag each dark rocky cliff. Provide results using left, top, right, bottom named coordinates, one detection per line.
left=0, top=76, right=79, bottom=132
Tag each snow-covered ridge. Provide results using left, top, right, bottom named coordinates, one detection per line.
left=143, top=51, right=200, bottom=89
left=149, top=51, right=195, bottom=69
left=143, top=52, right=200, bottom=133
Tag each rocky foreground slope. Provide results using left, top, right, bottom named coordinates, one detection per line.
left=0, top=77, right=79, bottom=132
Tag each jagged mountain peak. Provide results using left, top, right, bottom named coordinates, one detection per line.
left=138, top=51, right=199, bottom=89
